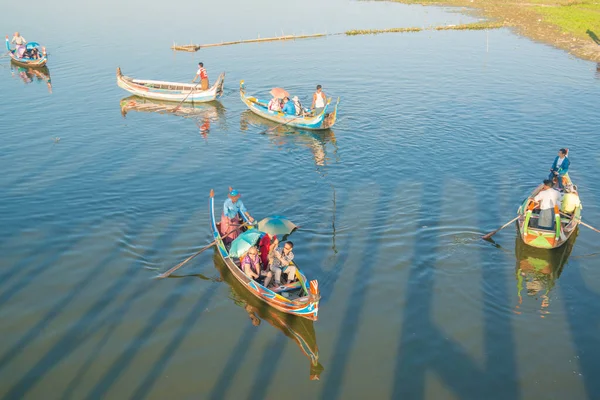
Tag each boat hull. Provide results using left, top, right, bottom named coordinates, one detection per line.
left=5, top=38, right=47, bottom=68
left=240, top=80, right=339, bottom=130
left=209, top=190, right=320, bottom=321
left=116, top=67, right=225, bottom=103
left=516, top=174, right=581, bottom=249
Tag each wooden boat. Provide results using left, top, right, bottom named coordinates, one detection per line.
left=514, top=229, right=576, bottom=313
left=212, top=250, right=323, bottom=380
left=240, top=80, right=339, bottom=130
left=116, top=67, right=225, bottom=103
left=209, top=189, right=320, bottom=321
left=5, top=36, right=47, bottom=68
left=516, top=174, right=581, bottom=249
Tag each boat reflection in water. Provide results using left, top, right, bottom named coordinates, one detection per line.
left=514, top=227, right=578, bottom=317
left=213, top=251, right=324, bottom=380
left=240, top=110, right=339, bottom=170
left=10, top=62, right=52, bottom=93
left=119, top=96, right=226, bottom=138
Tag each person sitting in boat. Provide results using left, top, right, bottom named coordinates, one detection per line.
left=11, top=32, right=27, bottom=58
left=192, top=62, right=209, bottom=90
left=561, top=184, right=580, bottom=214
left=263, top=239, right=297, bottom=288
left=282, top=97, right=296, bottom=115
left=533, top=179, right=561, bottom=229
left=221, top=188, right=254, bottom=245
left=268, top=97, right=282, bottom=112
left=311, top=84, right=327, bottom=115
left=241, top=246, right=264, bottom=281
left=549, top=148, right=569, bottom=190
left=292, top=96, right=306, bottom=116
left=22, top=47, right=39, bottom=60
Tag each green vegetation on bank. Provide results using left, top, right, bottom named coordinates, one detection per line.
left=345, top=21, right=503, bottom=36
left=391, top=0, right=600, bottom=61
left=535, top=2, right=600, bottom=40
left=435, top=22, right=505, bottom=31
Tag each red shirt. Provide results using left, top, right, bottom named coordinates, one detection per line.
left=258, top=234, right=271, bottom=271
left=197, top=67, right=208, bottom=80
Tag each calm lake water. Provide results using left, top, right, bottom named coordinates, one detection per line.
left=2, top=0, right=600, bottom=399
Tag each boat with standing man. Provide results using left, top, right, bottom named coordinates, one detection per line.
left=240, top=80, right=339, bottom=130
left=516, top=173, right=581, bottom=249
left=209, top=189, right=320, bottom=321
left=5, top=35, right=47, bottom=68
left=116, top=67, right=225, bottom=103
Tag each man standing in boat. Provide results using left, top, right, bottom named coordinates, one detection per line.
left=221, top=188, right=254, bottom=245
left=11, top=32, right=27, bottom=58
left=533, top=179, right=561, bottom=229
left=192, top=62, right=209, bottom=90
left=311, top=85, right=327, bottom=115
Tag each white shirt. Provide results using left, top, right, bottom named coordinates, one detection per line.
left=314, top=91, right=325, bottom=108
left=534, top=188, right=561, bottom=210
left=556, top=157, right=565, bottom=168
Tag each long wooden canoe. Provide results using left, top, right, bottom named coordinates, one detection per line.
left=5, top=36, right=47, bottom=68
left=116, top=67, right=225, bottom=103
left=209, top=189, right=320, bottom=321
left=240, top=80, right=339, bottom=130
left=516, top=174, right=581, bottom=249
left=213, top=250, right=323, bottom=379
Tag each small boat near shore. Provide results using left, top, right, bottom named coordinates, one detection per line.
left=209, top=189, right=320, bottom=321
left=240, top=80, right=339, bottom=130
left=116, top=67, right=225, bottom=103
left=516, top=174, right=581, bottom=249
left=5, top=36, right=47, bottom=68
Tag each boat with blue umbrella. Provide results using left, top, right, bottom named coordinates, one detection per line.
left=209, top=189, right=320, bottom=321
left=5, top=36, right=47, bottom=68
left=240, top=80, right=339, bottom=130
left=257, top=216, right=298, bottom=238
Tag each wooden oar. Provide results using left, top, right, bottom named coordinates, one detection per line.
left=557, top=211, right=600, bottom=234
left=482, top=216, right=520, bottom=240
left=156, top=222, right=252, bottom=278
left=580, top=221, right=600, bottom=234
left=169, top=80, right=202, bottom=113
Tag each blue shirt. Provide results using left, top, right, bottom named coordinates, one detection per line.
left=223, top=198, right=247, bottom=219
left=282, top=101, right=296, bottom=115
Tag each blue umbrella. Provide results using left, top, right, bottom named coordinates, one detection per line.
left=257, top=216, right=298, bottom=238
left=229, top=229, right=263, bottom=258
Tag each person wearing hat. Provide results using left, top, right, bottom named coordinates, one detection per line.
left=533, top=179, right=561, bottom=229
left=192, top=62, right=209, bottom=90
left=220, top=188, right=254, bottom=244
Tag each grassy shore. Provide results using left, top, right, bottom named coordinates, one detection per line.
left=391, top=0, right=600, bottom=62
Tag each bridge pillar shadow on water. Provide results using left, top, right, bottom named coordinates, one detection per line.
left=0, top=212, right=196, bottom=399
left=389, top=183, right=519, bottom=399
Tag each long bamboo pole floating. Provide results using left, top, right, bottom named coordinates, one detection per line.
left=171, top=22, right=506, bottom=52
left=171, top=33, right=327, bottom=52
